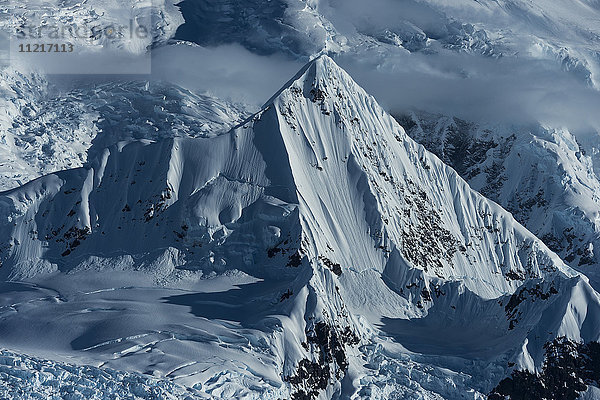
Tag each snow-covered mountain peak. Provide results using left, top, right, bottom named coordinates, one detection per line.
left=0, top=55, right=582, bottom=311
left=261, top=54, right=363, bottom=110
left=2, top=56, right=600, bottom=398
left=258, top=54, right=575, bottom=294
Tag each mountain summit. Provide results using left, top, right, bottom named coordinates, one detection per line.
left=1, top=56, right=600, bottom=398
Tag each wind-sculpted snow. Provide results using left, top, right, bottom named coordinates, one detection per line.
left=2, top=56, right=600, bottom=398
left=0, top=69, right=246, bottom=191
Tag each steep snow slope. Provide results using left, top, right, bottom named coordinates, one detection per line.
left=399, top=112, right=600, bottom=289
left=1, top=56, right=600, bottom=398
left=0, top=69, right=246, bottom=191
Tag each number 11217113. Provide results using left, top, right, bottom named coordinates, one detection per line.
left=18, top=43, right=74, bottom=53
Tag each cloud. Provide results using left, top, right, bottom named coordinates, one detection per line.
left=324, top=0, right=448, bottom=37
left=334, top=49, right=600, bottom=133
left=149, top=40, right=600, bottom=136
left=150, top=43, right=304, bottom=109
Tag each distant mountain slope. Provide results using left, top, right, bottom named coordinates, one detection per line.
left=1, top=0, right=183, bottom=52
left=1, top=56, right=600, bottom=398
left=399, top=112, right=600, bottom=290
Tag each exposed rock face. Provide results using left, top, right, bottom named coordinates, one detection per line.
left=399, top=111, right=600, bottom=288
left=490, top=337, right=600, bottom=400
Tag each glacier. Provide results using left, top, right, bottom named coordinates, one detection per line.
left=0, top=69, right=246, bottom=192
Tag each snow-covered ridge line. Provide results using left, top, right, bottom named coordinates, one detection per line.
left=0, top=69, right=247, bottom=192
